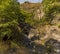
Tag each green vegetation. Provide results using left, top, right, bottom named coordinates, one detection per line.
left=0, top=0, right=60, bottom=54
left=0, top=0, right=20, bottom=39
left=41, top=0, right=60, bottom=25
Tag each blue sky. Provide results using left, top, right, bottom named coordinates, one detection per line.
left=18, top=0, right=42, bottom=3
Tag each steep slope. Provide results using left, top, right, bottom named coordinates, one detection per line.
left=20, top=1, right=60, bottom=54
left=20, top=2, right=44, bottom=20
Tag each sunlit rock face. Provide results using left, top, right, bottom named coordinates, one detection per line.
left=27, top=13, right=60, bottom=44
left=28, top=25, right=60, bottom=45
left=34, top=9, right=44, bottom=20
left=45, top=25, right=60, bottom=42
left=28, top=28, right=39, bottom=39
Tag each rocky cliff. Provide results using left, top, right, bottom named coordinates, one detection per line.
left=20, top=2, right=60, bottom=54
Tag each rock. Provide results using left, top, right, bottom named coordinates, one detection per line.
left=45, top=38, right=60, bottom=54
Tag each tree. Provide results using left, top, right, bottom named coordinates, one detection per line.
left=0, top=0, right=20, bottom=40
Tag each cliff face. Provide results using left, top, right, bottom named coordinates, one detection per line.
left=27, top=17, right=60, bottom=54
left=20, top=2, right=60, bottom=43
left=20, top=2, right=60, bottom=54
left=28, top=13, right=60, bottom=44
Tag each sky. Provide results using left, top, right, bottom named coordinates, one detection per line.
left=18, top=0, right=42, bottom=3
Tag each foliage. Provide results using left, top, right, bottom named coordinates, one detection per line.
left=42, top=0, right=60, bottom=24
left=0, top=0, right=20, bottom=39
left=42, top=0, right=60, bottom=12
left=0, top=0, right=36, bottom=42
left=19, top=9, right=36, bottom=26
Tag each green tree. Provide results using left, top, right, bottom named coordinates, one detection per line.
left=0, top=0, right=20, bottom=40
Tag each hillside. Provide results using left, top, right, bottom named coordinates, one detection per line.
left=20, top=1, right=60, bottom=54
left=20, top=2, right=41, bottom=12
left=0, top=0, right=60, bottom=54
left=20, top=2, right=44, bottom=20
